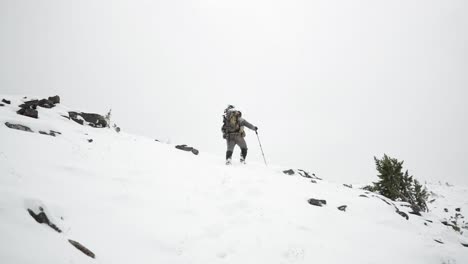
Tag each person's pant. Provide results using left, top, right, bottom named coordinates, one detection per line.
left=226, top=134, right=248, bottom=160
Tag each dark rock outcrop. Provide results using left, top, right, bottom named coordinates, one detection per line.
left=308, top=198, right=327, bottom=207
left=311, top=180, right=317, bottom=184
left=37, top=98, right=54, bottom=108
left=5, top=122, right=33, bottom=132
left=39, top=130, right=60, bottom=137
left=1, top=99, right=11, bottom=104
left=48, top=95, right=60, bottom=104
left=338, top=205, right=347, bottom=211
left=456, top=208, right=461, bottom=212
left=396, top=210, right=409, bottom=220
left=461, top=243, right=468, bottom=247
left=441, top=220, right=461, bottom=232
left=69, top=112, right=107, bottom=128
left=68, top=240, right=95, bottom=259
left=27, top=208, right=61, bottom=233
left=359, top=194, right=368, bottom=198
left=0, top=103, right=4, bottom=107
left=283, top=169, right=295, bottom=175
left=88, top=139, right=93, bottom=143
left=175, top=144, right=199, bottom=155
left=17, top=107, right=38, bottom=119
left=343, top=184, right=352, bottom=188
left=434, top=239, right=444, bottom=244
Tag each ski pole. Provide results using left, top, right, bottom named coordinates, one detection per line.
left=255, top=131, right=267, bottom=166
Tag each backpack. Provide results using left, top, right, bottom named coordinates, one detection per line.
left=221, top=107, right=244, bottom=138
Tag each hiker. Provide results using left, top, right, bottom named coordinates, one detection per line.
left=221, top=105, right=258, bottom=165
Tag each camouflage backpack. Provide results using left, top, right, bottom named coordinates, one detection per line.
left=221, top=106, right=245, bottom=138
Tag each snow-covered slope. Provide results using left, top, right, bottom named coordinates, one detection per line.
left=0, top=95, right=467, bottom=264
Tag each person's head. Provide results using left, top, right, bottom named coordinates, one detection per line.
left=224, top=104, right=235, bottom=113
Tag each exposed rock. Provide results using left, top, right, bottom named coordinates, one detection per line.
left=37, top=98, right=54, bottom=108
left=444, top=208, right=449, bottom=212
left=17, top=108, right=38, bottom=119
left=48, top=95, right=60, bottom=104
left=68, top=240, right=95, bottom=259
left=441, top=220, right=461, bottom=232
left=338, top=205, right=347, bottom=211
left=428, top=199, right=436, bottom=203
left=39, top=130, right=60, bottom=137
left=396, top=210, right=409, bottom=220
left=69, top=111, right=107, bottom=128
left=359, top=194, right=368, bottom=198
left=311, top=180, right=317, bottom=184
left=5, top=122, right=33, bottom=132
left=175, top=144, right=199, bottom=155
left=434, top=239, right=444, bottom=244
left=425, top=219, right=433, bottom=223
left=461, top=243, right=468, bottom=247
left=343, top=184, right=352, bottom=188
left=1, top=98, right=11, bottom=104
left=283, top=169, right=295, bottom=175
left=27, top=208, right=61, bottom=233
left=298, top=169, right=320, bottom=179
left=154, top=139, right=160, bottom=142
left=0, top=103, right=4, bottom=107
left=297, top=169, right=313, bottom=178
left=19, top=99, right=39, bottom=109
left=88, top=139, right=93, bottom=143
left=456, top=208, right=461, bottom=212
left=308, top=198, right=327, bottom=207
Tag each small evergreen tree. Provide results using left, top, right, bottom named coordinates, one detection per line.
left=369, top=154, right=429, bottom=212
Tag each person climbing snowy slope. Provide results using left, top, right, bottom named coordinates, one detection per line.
left=221, top=105, right=258, bottom=165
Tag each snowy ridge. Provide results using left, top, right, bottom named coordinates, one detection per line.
left=0, top=95, right=467, bottom=264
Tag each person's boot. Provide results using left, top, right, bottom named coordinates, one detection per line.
left=240, top=148, right=248, bottom=164
left=226, top=151, right=233, bottom=165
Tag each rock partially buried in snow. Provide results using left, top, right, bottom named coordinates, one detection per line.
left=338, top=205, right=347, bottom=211
left=68, top=240, right=95, bottom=259
left=434, top=239, right=444, bottom=244
left=283, top=169, right=295, bottom=175
left=175, top=144, right=199, bottom=155
left=69, top=111, right=107, bottom=128
left=27, top=208, right=62, bottom=233
left=461, top=243, right=468, bottom=248
left=1, top=98, right=11, bottom=104
left=308, top=198, right=326, bottom=207
left=48, top=95, right=60, bottom=104
left=4, top=122, right=33, bottom=132
left=39, top=130, right=60, bottom=137
left=17, top=107, right=38, bottom=119
left=359, top=194, right=368, bottom=198
left=396, top=210, right=409, bottom=220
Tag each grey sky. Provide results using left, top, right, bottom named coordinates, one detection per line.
left=1, top=0, right=467, bottom=185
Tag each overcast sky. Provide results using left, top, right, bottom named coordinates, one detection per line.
left=1, top=0, right=467, bottom=185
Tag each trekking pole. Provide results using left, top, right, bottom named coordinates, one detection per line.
left=255, top=131, right=267, bottom=166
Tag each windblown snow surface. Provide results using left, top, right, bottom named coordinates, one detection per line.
left=0, top=95, right=467, bottom=264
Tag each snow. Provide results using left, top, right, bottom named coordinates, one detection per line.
left=0, top=95, right=467, bottom=264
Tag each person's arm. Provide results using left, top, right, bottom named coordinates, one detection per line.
left=239, top=118, right=257, bottom=131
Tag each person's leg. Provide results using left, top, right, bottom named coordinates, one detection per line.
left=237, top=136, right=248, bottom=162
left=226, top=137, right=236, bottom=164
